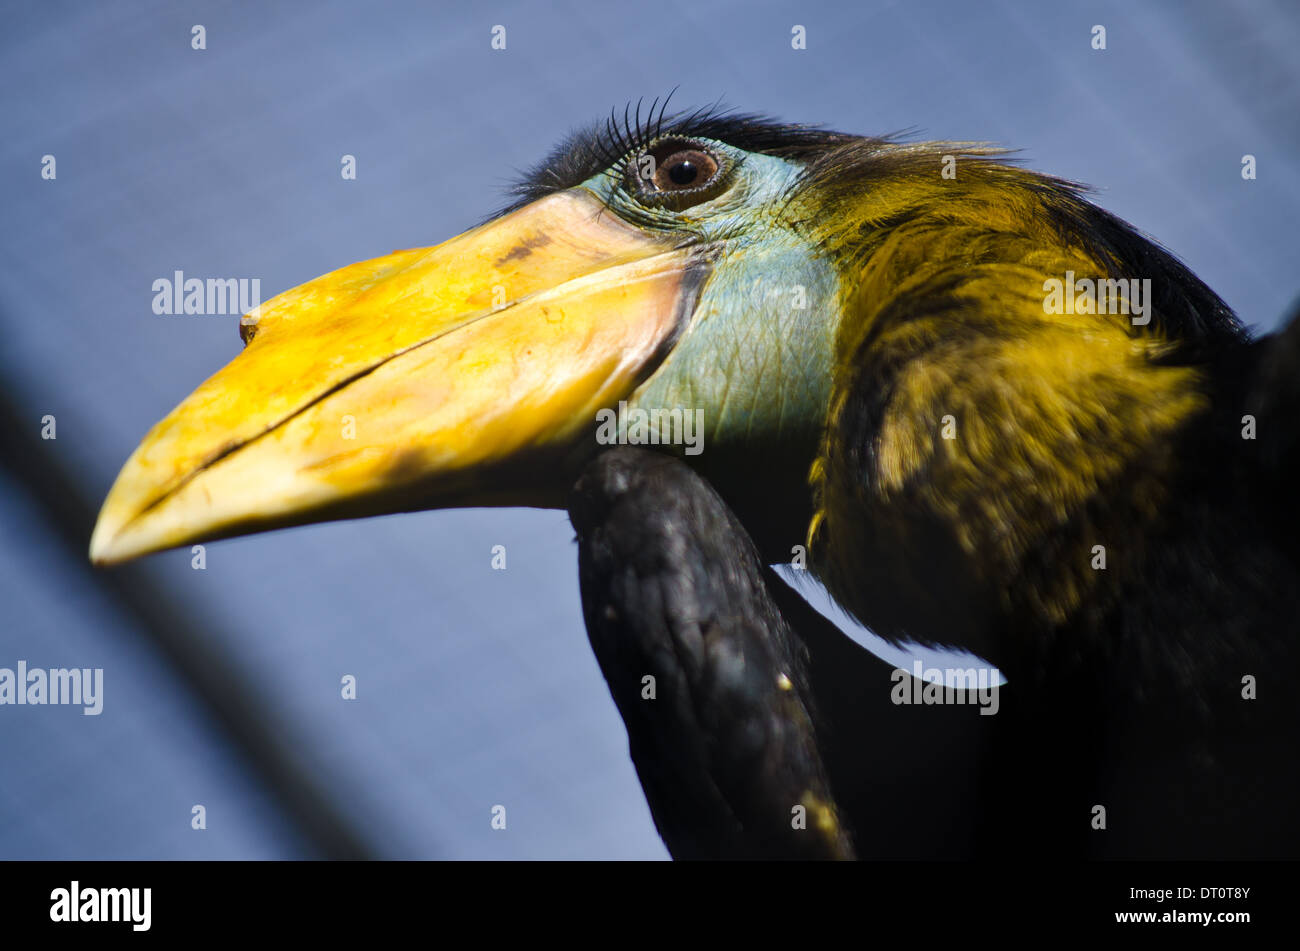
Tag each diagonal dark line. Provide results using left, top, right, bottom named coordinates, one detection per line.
left=0, top=380, right=380, bottom=861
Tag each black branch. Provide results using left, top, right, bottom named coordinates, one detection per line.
left=568, top=448, right=855, bottom=859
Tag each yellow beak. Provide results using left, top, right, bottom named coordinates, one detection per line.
left=90, top=190, right=709, bottom=564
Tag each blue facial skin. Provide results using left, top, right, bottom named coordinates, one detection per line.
left=575, top=142, right=842, bottom=466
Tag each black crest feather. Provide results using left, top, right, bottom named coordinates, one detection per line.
left=502, top=100, right=865, bottom=214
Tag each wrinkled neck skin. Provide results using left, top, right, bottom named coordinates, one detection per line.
left=626, top=242, right=840, bottom=560
left=582, top=152, right=844, bottom=561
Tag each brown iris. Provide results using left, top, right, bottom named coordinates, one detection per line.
left=627, top=139, right=728, bottom=209
left=653, top=148, right=717, bottom=190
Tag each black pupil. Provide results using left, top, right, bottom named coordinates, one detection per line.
left=668, top=160, right=698, bottom=186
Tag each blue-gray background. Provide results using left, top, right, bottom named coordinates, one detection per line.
left=1, top=0, right=1296, bottom=859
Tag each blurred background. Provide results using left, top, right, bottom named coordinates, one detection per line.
left=1, top=0, right=1296, bottom=859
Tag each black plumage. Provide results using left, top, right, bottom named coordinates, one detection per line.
left=554, top=113, right=1300, bottom=860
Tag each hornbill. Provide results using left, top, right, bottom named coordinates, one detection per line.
left=90, top=104, right=1299, bottom=860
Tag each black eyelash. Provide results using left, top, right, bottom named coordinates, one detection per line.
left=497, top=96, right=864, bottom=218
left=591, top=89, right=693, bottom=175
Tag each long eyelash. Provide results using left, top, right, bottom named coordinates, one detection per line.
left=594, top=88, right=689, bottom=174
left=500, top=94, right=865, bottom=217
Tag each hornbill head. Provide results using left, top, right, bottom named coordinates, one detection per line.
left=89, top=105, right=861, bottom=564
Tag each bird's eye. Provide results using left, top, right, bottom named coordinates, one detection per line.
left=654, top=149, right=717, bottom=190
left=626, top=139, right=729, bottom=210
